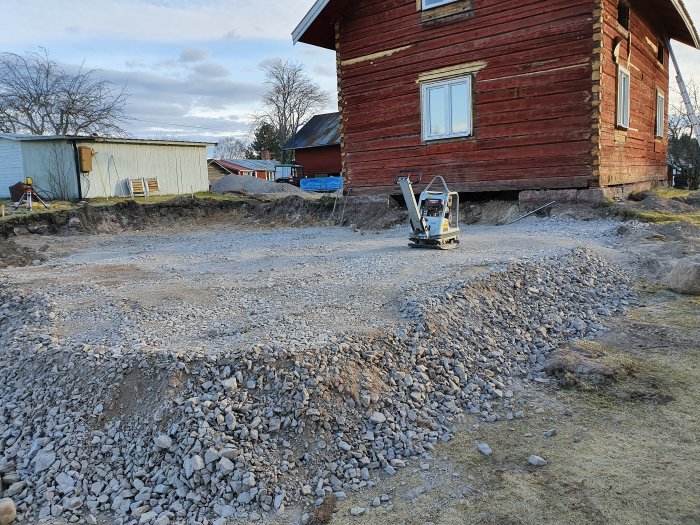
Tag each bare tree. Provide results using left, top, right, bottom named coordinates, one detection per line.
left=213, top=136, right=248, bottom=159
left=668, top=80, right=699, bottom=140
left=258, top=58, right=330, bottom=162
left=668, top=80, right=700, bottom=189
left=0, top=50, right=128, bottom=136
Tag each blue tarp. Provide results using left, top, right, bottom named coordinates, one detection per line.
left=300, top=176, right=344, bottom=193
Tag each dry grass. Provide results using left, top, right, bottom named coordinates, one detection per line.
left=327, top=293, right=700, bottom=525
left=0, top=193, right=248, bottom=222
left=618, top=207, right=700, bottom=226
left=652, top=187, right=695, bottom=200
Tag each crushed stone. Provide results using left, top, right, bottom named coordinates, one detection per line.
left=0, top=239, right=633, bottom=523
left=212, top=175, right=305, bottom=195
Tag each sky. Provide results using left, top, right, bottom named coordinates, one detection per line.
left=1, top=0, right=699, bottom=144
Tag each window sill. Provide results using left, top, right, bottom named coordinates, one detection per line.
left=422, top=135, right=475, bottom=145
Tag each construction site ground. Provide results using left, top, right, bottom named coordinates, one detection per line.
left=1, top=191, right=698, bottom=525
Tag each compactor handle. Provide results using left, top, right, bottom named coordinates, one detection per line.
left=394, top=169, right=422, bottom=186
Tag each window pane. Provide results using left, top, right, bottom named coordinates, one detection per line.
left=423, top=0, right=455, bottom=7
left=617, top=69, right=630, bottom=127
left=450, top=82, right=470, bottom=134
left=623, top=74, right=630, bottom=126
left=428, top=87, right=446, bottom=136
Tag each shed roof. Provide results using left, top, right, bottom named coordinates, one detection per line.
left=216, top=159, right=280, bottom=171
left=283, top=112, right=341, bottom=150
left=293, top=0, right=699, bottom=49
left=0, top=133, right=215, bottom=147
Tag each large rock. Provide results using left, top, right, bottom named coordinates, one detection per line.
left=666, top=259, right=700, bottom=295
left=0, top=498, right=16, bottom=525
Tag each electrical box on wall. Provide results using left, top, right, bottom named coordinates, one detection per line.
left=78, top=146, right=93, bottom=173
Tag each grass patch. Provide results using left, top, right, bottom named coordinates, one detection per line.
left=618, top=207, right=700, bottom=226
left=652, top=187, right=695, bottom=200
left=87, top=192, right=247, bottom=206
left=0, top=192, right=249, bottom=218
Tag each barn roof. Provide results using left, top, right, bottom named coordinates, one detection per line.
left=217, top=159, right=280, bottom=171
left=0, top=133, right=215, bottom=147
left=283, top=112, right=341, bottom=150
left=292, top=0, right=699, bottom=50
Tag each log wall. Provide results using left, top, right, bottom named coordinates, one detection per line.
left=336, top=0, right=599, bottom=194
left=596, top=0, right=669, bottom=186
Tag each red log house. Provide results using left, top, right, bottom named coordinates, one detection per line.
left=293, top=0, right=699, bottom=195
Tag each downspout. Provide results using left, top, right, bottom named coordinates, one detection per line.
left=71, top=140, right=83, bottom=201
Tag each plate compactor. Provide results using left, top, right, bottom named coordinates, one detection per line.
left=396, top=172, right=460, bottom=250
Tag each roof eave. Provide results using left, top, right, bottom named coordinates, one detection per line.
left=292, top=0, right=330, bottom=45
left=671, top=0, right=700, bottom=48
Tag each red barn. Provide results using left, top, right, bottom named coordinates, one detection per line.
left=207, top=159, right=278, bottom=185
left=293, top=0, right=699, bottom=195
left=284, top=112, right=342, bottom=176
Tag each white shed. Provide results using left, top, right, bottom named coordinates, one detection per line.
left=0, top=134, right=215, bottom=200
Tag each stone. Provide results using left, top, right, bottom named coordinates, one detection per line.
left=218, top=457, right=235, bottom=475
left=666, top=260, right=700, bottom=295
left=477, top=442, right=493, bottom=456
left=0, top=498, right=16, bottom=525
left=372, top=497, right=381, bottom=507
left=139, top=511, right=158, bottom=524
left=528, top=455, right=548, bottom=466
left=204, top=448, right=219, bottom=464
left=32, top=450, right=56, bottom=473
left=154, top=435, right=173, bottom=450
left=65, top=497, right=83, bottom=510
left=221, top=377, right=238, bottom=390
left=237, top=491, right=253, bottom=505
left=350, top=507, right=366, bottom=516
left=4, top=483, right=24, bottom=498
left=369, top=412, right=387, bottom=424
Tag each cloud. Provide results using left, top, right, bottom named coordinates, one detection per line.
left=313, top=64, right=336, bottom=78
left=191, top=62, right=230, bottom=78
left=222, top=30, right=239, bottom=41
left=96, top=65, right=261, bottom=138
left=0, top=0, right=317, bottom=45
left=179, top=47, right=208, bottom=63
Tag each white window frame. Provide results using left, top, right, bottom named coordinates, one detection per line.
left=421, top=0, right=458, bottom=10
left=421, top=76, right=473, bottom=142
left=617, top=66, right=630, bottom=129
left=655, top=91, right=664, bottom=138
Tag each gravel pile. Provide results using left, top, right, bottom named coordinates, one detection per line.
left=0, top=248, right=632, bottom=524
left=212, top=176, right=304, bottom=195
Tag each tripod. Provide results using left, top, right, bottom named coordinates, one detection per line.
left=14, top=184, right=50, bottom=211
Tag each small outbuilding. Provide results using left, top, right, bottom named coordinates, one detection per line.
left=284, top=112, right=342, bottom=177
left=207, top=159, right=279, bottom=182
left=0, top=134, right=214, bottom=200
